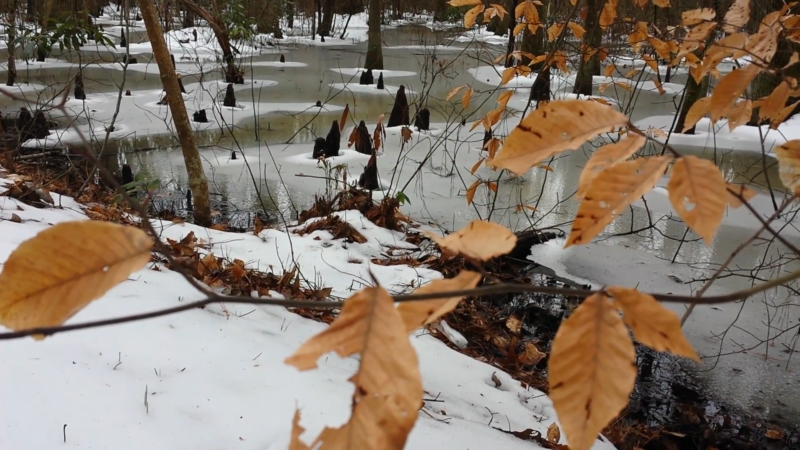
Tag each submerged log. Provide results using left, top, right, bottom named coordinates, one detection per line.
left=413, top=108, right=430, bottom=131
left=354, top=120, right=372, bottom=155
left=376, top=72, right=384, bottom=90
left=325, top=120, right=341, bottom=157
left=505, top=230, right=563, bottom=260
left=387, top=85, right=410, bottom=128
left=74, top=74, right=86, bottom=100
left=312, top=137, right=327, bottom=159
left=223, top=83, right=237, bottom=107
left=358, top=150, right=379, bottom=190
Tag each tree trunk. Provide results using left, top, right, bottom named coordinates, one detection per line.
left=433, top=0, right=446, bottom=22
left=573, top=0, right=601, bottom=96
left=140, top=0, right=212, bottom=227
left=673, top=74, right=709, bottom=134
left=503, top=0, right=518, bottom=68
left=364, top=0, right=383, bottom=70
left=7, top=0, right=17, bottom=87
left=319, top=0, right=334, bottom=36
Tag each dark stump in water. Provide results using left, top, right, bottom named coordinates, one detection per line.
left=280, top=53, right=286, bottom=63
left=358, top=151, right=379, bottom=191
left=325, top=120, right=341, bottom=157
left=312, top=137, right=327, bottom=159
left=354, top=120, right=372, bottom=155
left=531, top=67, right=551, bottom=107
left=177, top=75, right=186, bottom=94
left=125, top=89, right=132, bottom=96
left=376, top=72, right=384, bottom=90
left=121, top=164, right=134, bottom=186
left=193, top=109, right=208, bottom=123
left=74, top=74, right=86, bottom=100
left=413, top=108, right=430, bottom=131
left=387, top=85, right=410, bottom=128
left=170, top=53, right=176, bottom=68
left=483, top=128, right=493, bottom=150
left=192, top=29, right=198, bottom=42
left=315, top=100, right=323, bottom=107
left=123, top=55, right=138, bottom=65
left=223, top=83, right=237, bottom=108
left=186, top=189, right=193, bottom=211
left=157, top=93, right=169, bottom=105
left=120, top=29, right=127, bottom=48
left=30, top=110, right=50, bottom=140
left=359, top=70, right=372, bottom=86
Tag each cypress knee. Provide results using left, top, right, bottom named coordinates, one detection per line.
left=387, top=85, right=409, bottom=127
left=325, top=120, right=341, bottom=157
left=312, top=137, right=327, bottom=159
left=223, top=83, right=236, bottom=107
left=413, top=108, right=430, bottom=131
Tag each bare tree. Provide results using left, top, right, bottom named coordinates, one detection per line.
left=139, top=0, right=213, bottom=226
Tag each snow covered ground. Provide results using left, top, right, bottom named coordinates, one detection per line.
left=0, top=175, right=615, bottom=449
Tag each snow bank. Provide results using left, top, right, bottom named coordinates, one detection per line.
left=0, top=176, right=615, bottom=450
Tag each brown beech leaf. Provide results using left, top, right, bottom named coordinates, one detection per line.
left=339, top=104, right=350, bottom=132
left=702, top=33, right=747, bottom=76
left=547, top=22, right=564, bottom=42
left=464, top=5, right=485, bottom=28
left=568, top=21, right=585, bottom=39
left=774, top=140, right=800, bottom=194
left=577, top=135, right=646, bottom=199
left=548, top=293, right=636, bottom=450
left=465, top=179, right=481, bottom=205
left=760, top=80, right=792, bottom=123
left=607, top=287, right=699, bottom=360
left=745, top=9, right=783, bottom=62
left=642, top=55, right=658, bottom=73
left=423, top=220, right=517, bottom=260
left=727, top=99, right=752, bottom=132
left=197, top=252, right=220, bottom=278
left=725, top=182, right=758, bottom=208
left=462, top=87, right=474, bottom=109
left=681, top=7, right=716, bottom=26
left=771, top=101, right=800, bottom=129
left=723, top=0, right=750, bottom=34
left=603, top=64, right=616, bottom=77
left=290, top=410, right=311, bottom=450
left=486, top=108, right=504, bottom=127
left=567, top=156, right=670, bottom=247
left=497, top=90, right=514, bottom=109
left=489, top=100, right=629, bottom=176
left=599, top=1, right=617, bottom=29
left=398, top=271, right=482, bottom=332
left=677, top=21, right=717, bottom=59
left=709, top=63, right=761, bottom=123
left=500, top=67, right=516, bottom=86
left=470, top=157, right=485, bottom=174
left=682, top=97, right=711, bottom=132
left=446, top=85, right=467, bottom=102
left=0, top=221, right=153, bottom=338
left=518, top=341, right=545, bottom=365
left=547, top=423, right=562, bottom=444
left=667, top=156, right=727, bottom=244
left=285, top=287, right=423, bottom=450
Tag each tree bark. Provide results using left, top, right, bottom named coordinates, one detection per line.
left=433, top=0, right=447, bottom=22
left=140, top=0, right=212, bottom=227
left=319, top=0, right=334, bottom=36
left=572, top=0, right=601, bottom=95
left=503, top=0, right=518, bottom=68
left=7, top=0, right=17, bottom=87
left=673, top=74, right=709, bottom=134
left=364, top=0, right=383, bottom=70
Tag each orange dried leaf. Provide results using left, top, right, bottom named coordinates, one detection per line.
left=470, top=158, right=485, bottom=174
left=607, top=287, right=699, bottom=360
left=727, top=100, right=752, bottom=132
left=497, top=90, right=513, bottom=109
left=290, top=410, right=311, bottom=450
left=760, top=80, right=792, bottom=123
left=500, top=67, right=516, bottom=86
left=0, top=221, right=153, bottom=338
left=667, top=155, right=727, bottom=244
left=398, top=271, right=482, bottom=332
left=681, top=7, right=716, bottom=26
left=723, top=0, right=750, bottom=33
left=677, top=21, right=717, bottom=59
left=682, top=97, right=711, bottom=132
left=709, top=63, right=761, bottom=123
left=548, top=293, right=636, bottom=450
left=774, top=140, right=800, bottom=194
left=568, top=21, right=585, bottom=39
left=284, top=287, right=422, bottom=449
left=464, top=4, right=485, bottom=28
left=725, top=182, right=758, bottom=208
left=489, top=100, right=629, bottom=176
left=446, top=85, right=467, bottom=102
left=466, top=179, right=481, bottom=205
left=577, top=135, right=646, bottom=199
left=566, top=156, right=671, bottom=247
left=339, top=104, right=350, bottom=132
left=547, top=22, right=564, bottom=42
left=603, top=64, right=616, bottom=77
left=462, top=87, right=474, bottom=109
left=423, top=220, right=517, bottom=260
